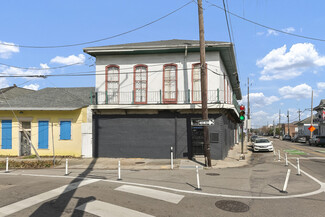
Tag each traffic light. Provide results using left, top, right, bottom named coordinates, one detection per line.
left=239, top=105, right=245, bottom=121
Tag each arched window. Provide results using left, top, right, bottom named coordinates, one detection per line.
left=163, top=64, right=177, bottom=103
left=105, top=65, right=120, bottom=104
left=192, top=63, right=207, bottom=103
left=134, top=64, right=148, bottom=104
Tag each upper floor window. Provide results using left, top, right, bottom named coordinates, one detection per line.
left=105, top=65, right=120, bottom=104
left=134, top=65, right=148, bottom=104
left=163, top=64, right=177, bottom=103
left=192, top=63, right=207, bottom=103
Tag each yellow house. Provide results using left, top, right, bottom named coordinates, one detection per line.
left=0, top=87, right=93, bottom=157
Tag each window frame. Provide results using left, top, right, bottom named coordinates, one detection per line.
left=105, top=64, right=120, bottom=104
left=38, top=120, right=49, bottom=149
left=191, top=63, right=207, bottom=103
left=60, top=120, right=72, bottom=140
left=133, top=64, right=148, bottom=104
left=163, top=63, right=178, bottom=103
left=1, top=119, right=12, bottom=149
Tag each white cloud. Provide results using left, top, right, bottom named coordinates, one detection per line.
left=50, top=54, right=85, bottom=65
left=317, top=82, right=325, bottom=90
left=0, top=41, right=19, bottom=59
left=0, top=78, right=9, bottom=88
left=241, top=92, right=280, bottom=107
left=256, top=32, right=264, bottom=36
left=282, top=27, right=295, bottom=33
left=267, top=29, right=279, bottom=36
left=257, top=43, right=325, bottom=80
left=23, top=84, right=40, bottom=90
left=0, top=63, right=51, bottom=79
left=278, top=83, right=312, bottom=99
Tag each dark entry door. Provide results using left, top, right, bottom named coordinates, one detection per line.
left=191, top=126, right=204, bottom=155
left=20, top=131, right=31, bottom=156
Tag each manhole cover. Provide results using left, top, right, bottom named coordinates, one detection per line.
left=135, top=162, right=145, bottom=164
left=206, top=173, right=220, bottom=176
left=215, top=200, right=249, bottom=212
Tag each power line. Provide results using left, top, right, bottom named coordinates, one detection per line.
left=206, top=0, right=325, bottom=42
left=0, top=62, right=84, bottom=70
left=0, top=1, right=194, bottom=49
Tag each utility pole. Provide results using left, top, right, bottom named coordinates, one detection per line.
left=279, top=109, right=281, bottom=137
left=311, top=90, right=314, bottom=139
left=197, top=0, right=211, bottom=167
left=247, top=77, right=250, bottom=142
left=287, top=110, right=290, bottom=136
left=297, top=109, right=302, bottom=122
left=273, top=120, right=275, bottom=137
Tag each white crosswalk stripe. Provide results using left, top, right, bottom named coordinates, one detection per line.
left=115, top=184, right=184, bottom=204
left=76, top=200, right=155, bottom=217
left=0, top=179, right=99, bottom=217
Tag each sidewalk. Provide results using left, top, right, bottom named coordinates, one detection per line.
left=0, top=142, right=252, bottom=170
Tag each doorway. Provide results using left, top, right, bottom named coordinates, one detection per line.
left=20, top=122, right=31, bottom=156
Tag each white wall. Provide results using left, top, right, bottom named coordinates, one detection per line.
left=95, top=51, right=233, bottom=105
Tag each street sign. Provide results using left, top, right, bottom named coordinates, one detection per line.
left=308, top=125, right=316, bottom=132
left=191, top=119, right=215, bottom=126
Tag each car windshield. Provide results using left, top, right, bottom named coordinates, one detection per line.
left=255, top=139, right=269, bottom=143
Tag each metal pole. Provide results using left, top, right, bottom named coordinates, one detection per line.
left=278, top=150, right=281, bottom=161
left=170, top=147, right=174, bottom=170
left=195, top=166, right=202, bottom=190
left=287, top=110, right=290, bottom=136
left=297, top=158, right=301, bottom=176
left=281, top=169, right=291, bottom=193
left=197, top=0, right=211, bottom=167
left=247, top=77, right=250, bottom=143
left=65, top=159, right=68, bottom=176
left=117, top=160, right=122, bottom=180
left=5, top=157, right=9, bottom=173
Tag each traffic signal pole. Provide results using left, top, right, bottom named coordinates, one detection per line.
left=197, top=0, right=211, bottom=167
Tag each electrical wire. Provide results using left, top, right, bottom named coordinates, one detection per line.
left=0, top=1, right=194, bottom=49
left=0, top=62, right=84, bottom=70
left=206, top=0, right=325, bottom=42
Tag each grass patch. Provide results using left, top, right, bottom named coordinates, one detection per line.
left=0, top=160, right=61, bottom=169
left=284, top=149, right=306, bottom=155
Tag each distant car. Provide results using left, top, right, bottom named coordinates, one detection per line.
left=291, top=135, right=306, bottom=143
left=282, top=135, right=291, bottom=141
left=253, top=138, right=274, bottom=152
left=309, top=135, right=325, bottom=147
left=273, top=135, right=280, bottom=139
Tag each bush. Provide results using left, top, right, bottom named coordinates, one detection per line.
left=0, top=160, right=60, bottom=169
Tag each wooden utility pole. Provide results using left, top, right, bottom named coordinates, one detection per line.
left=197, top=0, right=211, bottom=167
left=287, top=110, right=290, bottom=136
left=247, top=77, right=250, bottom=142
left=297, top=109, right=302, bottom=122
left=311, top=90, right=314, bottom=138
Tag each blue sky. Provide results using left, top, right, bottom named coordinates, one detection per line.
left=0, top=0, right=324, bottom=127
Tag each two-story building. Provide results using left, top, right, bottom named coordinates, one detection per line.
left=84, top=39, right=242, bottom=160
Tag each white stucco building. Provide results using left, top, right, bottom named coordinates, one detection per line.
left=84, top=39, right=242, bottom=159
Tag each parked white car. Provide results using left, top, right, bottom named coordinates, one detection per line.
left=253, top=138, right=274, bottom=152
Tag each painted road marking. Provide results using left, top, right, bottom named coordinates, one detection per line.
left=115, top=185, right=184, bottom=204
left=0, top=179, right=99, bottom=217
left=315, top=150, right=325, bottom=153
left=0, top=171, right=324, bottom=200
left=284, top=149, right=306, bottom=155
left=76, top=200, right=155, bottom=217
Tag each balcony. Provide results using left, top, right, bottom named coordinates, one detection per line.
left=91, top=89, right=240, bottom=113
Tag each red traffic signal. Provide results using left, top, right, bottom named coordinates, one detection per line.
left=240, top=105, right=245, bottom=111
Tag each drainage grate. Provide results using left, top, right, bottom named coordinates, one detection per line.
left=135, top=162, right=145, bottom=164
left=206, top=173, right=220, bottom=176
left=215, top=200, right=249, bottom=213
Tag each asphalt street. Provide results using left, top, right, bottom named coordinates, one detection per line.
left=0, top=138, right=325, bottom=217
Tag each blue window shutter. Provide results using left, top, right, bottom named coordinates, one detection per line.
left=38, top=121, right=48, bottom=149
left=60, top=121, right=71, bottom=140
left=2, top=120, right=12, bottom=149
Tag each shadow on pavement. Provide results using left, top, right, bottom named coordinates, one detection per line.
left=29, top=158, right=98, bottom=217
